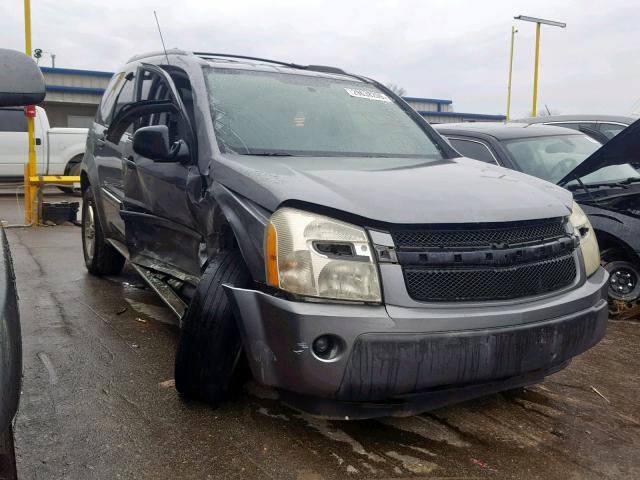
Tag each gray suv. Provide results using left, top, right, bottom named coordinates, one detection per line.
left=80, top=50, right=609, bottom=419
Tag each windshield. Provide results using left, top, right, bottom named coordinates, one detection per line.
left=502, top=134, right=640, bottom=185
left=204, top=67, right=444, bottom=158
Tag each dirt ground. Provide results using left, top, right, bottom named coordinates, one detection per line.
left=2, top=192, right=639, bottom=479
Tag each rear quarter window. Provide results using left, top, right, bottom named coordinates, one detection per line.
left=0, top=109, right=27, bottom=132
left=449, top=138, right=497, bottom=164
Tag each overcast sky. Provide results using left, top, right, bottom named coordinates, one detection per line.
left=2, top=0, right=638, bottom=117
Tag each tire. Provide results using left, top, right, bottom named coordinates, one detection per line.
left=0, top=426, right=17, bottom=480
left=175, top=249, right=250, bottom=406
left=603, top=260, right=640, bottom=302
left=82, top=187, right=125, bottom=275
left=59, top=155, right=83, bottom=195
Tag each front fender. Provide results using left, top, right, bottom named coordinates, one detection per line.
left=211, top=182, right=271, bottom=283
left=584, top=205, right=640, bottom=259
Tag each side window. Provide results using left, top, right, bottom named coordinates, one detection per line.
left=136, top=68, right=184, bottom=143
left=449, top=138, right=497, bottom=164
left=0, top=109, right=28, bottom=132
left=112, top=75, right=135, bottom=122
left=598, top=123, right=627, bottom=139
left=97, top=72, right=126, bottom=125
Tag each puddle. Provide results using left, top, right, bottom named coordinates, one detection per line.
left=386, top=450, right=437, bottom=474
left=125, top=298, right=176, bottom=325
left=295, top=413, right=386, bottom=464
left=378, top=415, right=471, bottom=448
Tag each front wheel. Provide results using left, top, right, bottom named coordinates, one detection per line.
left=82, top=187, right=125, bottom=275
left=175, top=249, right=250, bottom=407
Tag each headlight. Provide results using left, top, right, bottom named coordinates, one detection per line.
left=265, top=208, right=381, bottom=302
left=569, top=201, right=600, bottom=277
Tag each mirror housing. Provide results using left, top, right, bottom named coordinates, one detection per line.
left=0, top=49, right=46, bottom=107
left=133, top=125, right=189, bottom=163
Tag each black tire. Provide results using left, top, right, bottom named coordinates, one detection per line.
left=175, top=249, right=250, bottom=406
left=0, top=426, right=17, bottom=480
left=603, top=260, right=640, bottom=302
left=59, top=155, right=83, bottom=195
left=82, top=187, right=125, bottom=275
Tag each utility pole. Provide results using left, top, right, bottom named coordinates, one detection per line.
left=24, top=0, right=37, bottom=224
left=506, top=26, right=517, bottom=121
left=514, top=15, right=566, bottom=117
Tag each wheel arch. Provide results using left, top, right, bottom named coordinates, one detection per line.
left=64, top=153, right=85, bottom=175
left=595, top=229, right=639, bottom=264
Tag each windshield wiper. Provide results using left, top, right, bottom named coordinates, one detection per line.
left=566, top=177, right=640, bottom=191
left=241, top=151, right=294, bottom=157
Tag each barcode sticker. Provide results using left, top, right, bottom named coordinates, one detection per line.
left=344, top=88, right=392, bottom=102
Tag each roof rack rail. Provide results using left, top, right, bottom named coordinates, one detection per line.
left=127, top=49, right=190, bottom=63
left=194, top=52, right=346, bottom=75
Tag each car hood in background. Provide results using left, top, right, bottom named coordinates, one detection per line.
left=214, top=155, right=573, bottom=224
left=558, top=118, right=640, bottom=185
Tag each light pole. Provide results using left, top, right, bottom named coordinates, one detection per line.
left=514, top=15, right=566, bottom=117
left=506, top=26, right=517, bottom=120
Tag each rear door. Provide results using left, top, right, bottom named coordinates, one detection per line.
left=120, top=64, right=203, bottom=280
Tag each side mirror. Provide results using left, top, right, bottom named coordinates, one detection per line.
left=0, top=49, right=46, bottom=107
left=133, top=125, right=189, bottom=163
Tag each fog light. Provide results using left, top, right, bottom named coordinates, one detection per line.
left=313, top=336, right=332, bottom=357
left=312, top=335, right=346, bottom=360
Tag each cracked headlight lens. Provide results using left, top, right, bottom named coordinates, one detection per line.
left=569, top=201, right=600, bottom=277
left=265, top=208, right=381, bottom=302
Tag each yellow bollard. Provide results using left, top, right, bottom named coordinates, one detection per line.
left=24, top=0, right=39, bottom=225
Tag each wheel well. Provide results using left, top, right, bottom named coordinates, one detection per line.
left=64, top=154, right=84, bottom=175
left=595, top=229, right=638, bottom=264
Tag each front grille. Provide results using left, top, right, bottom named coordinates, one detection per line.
left=403, top=253, right=577, bottom=302
left=389, top=218, right=577, bottom=302
left=392, top=219, right=567, bottom=249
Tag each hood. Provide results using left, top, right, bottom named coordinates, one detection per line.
left=558, top=118, right=640, bottom=185
left=213, top=155, right=573, bottom=225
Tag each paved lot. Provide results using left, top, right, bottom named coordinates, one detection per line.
left=1, top=192, right=640, bottom=479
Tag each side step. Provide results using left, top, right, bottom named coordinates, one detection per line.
left=131, top=263, right=188, bottom=320
left=106, top=238, right=187, bottom=321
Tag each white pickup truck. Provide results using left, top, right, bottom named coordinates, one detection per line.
left=0, top=106, right=88, bottom=181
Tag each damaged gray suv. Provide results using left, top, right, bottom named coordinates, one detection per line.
left=80, top=50, right=609, bottom=419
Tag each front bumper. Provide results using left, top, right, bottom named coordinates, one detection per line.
left=224, top=267, right=609, bottom=418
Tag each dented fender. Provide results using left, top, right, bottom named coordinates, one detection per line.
left=211, top=182, right=271, bottom=283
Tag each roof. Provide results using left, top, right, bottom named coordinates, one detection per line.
left=434, top=122, right=588, bottom=140
left=513, top=114, right=638, bottom=125
left=402, top=96, right=452, bottom=105
left=420, top=111, right=506, bottom=121
left=40, top=66, right=113, bottom=78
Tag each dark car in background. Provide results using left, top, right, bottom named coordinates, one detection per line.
left=435, top=122, right=640, bottom=310
left=513, top=114, right=638, bottom=141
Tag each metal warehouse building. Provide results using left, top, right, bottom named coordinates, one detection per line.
left=40, top=67, right=505, bottom=127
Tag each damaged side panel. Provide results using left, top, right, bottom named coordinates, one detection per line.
left=210, top=182, right=271, bottom=283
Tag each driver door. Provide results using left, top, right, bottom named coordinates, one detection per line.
left=117, top=64, right=204, bottom=280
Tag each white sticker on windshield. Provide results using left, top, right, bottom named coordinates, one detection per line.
left=344, top=88, right=392, bottom=102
